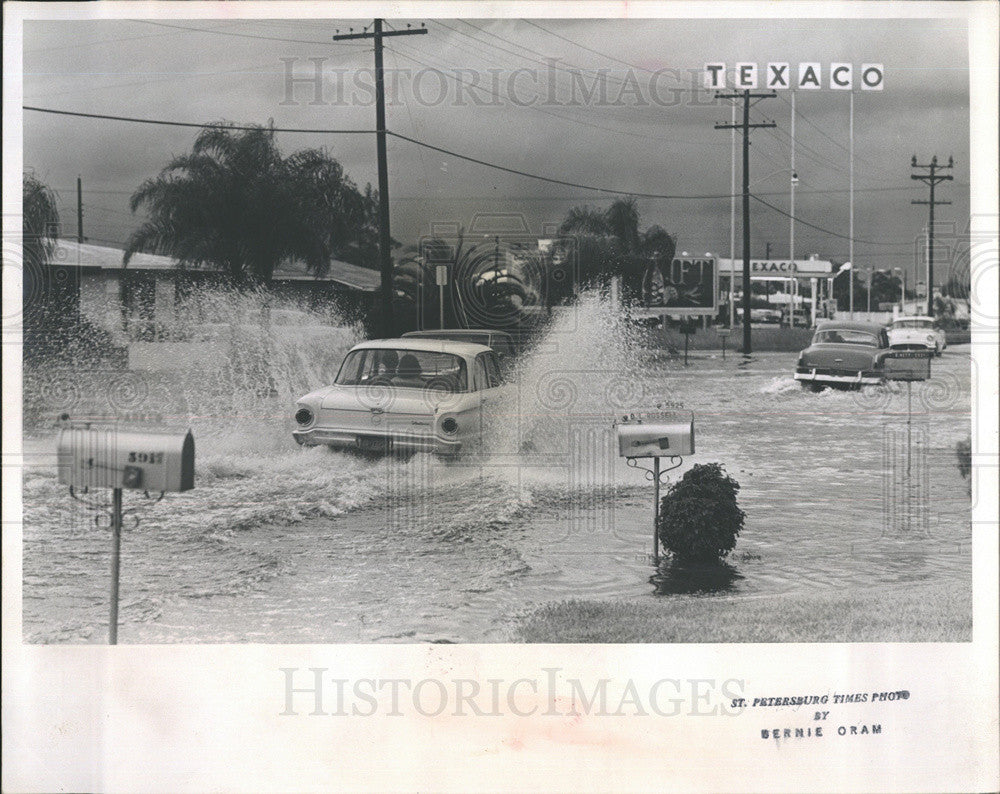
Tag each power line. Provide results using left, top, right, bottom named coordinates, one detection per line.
left=750, top=194, right=910, bottom=246
left=445, top=19, right=711, bottom=101
left=385, top=129, right=734, bottom=199
left=137, top=20, right=364, bottom=47
left=28, top=105, right=930, bottom=204
left=520, top=20, right=654, bottom=74
left=23, top=105, right=375, bottom=134
left=383, top=43, right=713, bottom=147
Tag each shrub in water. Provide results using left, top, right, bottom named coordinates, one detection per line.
left=657, top=463, right=745, bottom=563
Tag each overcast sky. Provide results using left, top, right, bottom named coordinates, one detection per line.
left=20, top=14, right=972, bottom=280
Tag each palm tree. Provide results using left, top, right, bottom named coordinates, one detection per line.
left=604, top=196, right=640, bottom=251
left=22, top=171, right=61, bottom=268
left=638, top=224, right=677, bottom=306
left=124, top=122, right=372, bottom=284
left=393, top=230, right=530, bottom=331
left=558, top=197, right=676, bottom=305
left=558, top=205, right=610, bottom=237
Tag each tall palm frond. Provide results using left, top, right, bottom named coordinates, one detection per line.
left=124, top=122, right=369, bottom=284
left=22, top=172, right=61, bottom=266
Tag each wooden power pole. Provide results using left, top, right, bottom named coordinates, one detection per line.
left=77, top=175, right=84, bottom=243
left=715, top=90, right=776, bottom=355
left=910, top=155, right=953, bottom=317
left=333, top=21, right=427, bottom=337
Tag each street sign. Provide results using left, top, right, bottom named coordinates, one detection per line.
left=884, top=350, right=932, bottom=381
left=435, top=265, right=448, bottom=286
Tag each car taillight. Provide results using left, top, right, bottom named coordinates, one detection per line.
left=441, top=417, right=458, bottom=434
left=295, top=407, right=314, bottom=426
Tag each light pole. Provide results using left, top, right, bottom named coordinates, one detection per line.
left=789, top=170, right=799, bottom=327
left=866, top=267, right=873, bottom=316
left=833, top=262, right=852, bottom=315
left=893, top=267, right=907, bottom=314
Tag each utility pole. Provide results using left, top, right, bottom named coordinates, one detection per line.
left=866, top=267, right=873, bottom=316
left=77, top=175, right=84, bottom=243
left=715, top=89, right=776, bottom=355
left=911, top=155, right=953, bottom=317
left=333, top=21, right=427, bottom=337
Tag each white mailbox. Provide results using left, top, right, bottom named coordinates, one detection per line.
left=615, top=412, right=695, bottom=458
left=58, top=426, right=195, bottom=492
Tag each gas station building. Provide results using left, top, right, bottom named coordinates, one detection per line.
left=718, top=256, right=836, bottom=325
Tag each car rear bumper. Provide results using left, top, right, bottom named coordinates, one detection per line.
left=794, top=368, right=883, bottom=386
left=293, top=427, right=463, bottom=455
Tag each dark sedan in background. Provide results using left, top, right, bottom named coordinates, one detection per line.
left=794, top=320, right=892, bottom=390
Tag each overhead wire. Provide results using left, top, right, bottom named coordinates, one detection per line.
left=382, top=43, right=711, bottom=146
left=28, top=105, right=934, bottom=199
left=750, top=194, right=911, bottom=246
left=136, top=20, right=365, bottom=47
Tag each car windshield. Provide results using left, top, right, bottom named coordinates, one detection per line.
left=892, top=319, right=932, bottom=329
left=813, top=329, right=879, bottom=346
left=335, top=348, right=469, bottom=391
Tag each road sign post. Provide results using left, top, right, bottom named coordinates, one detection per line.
left=436, top=264, right=448, bottom=329
left=884, top=351, right=933, bottom=526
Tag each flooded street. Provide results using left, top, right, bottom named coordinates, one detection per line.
left=21, top=295, right=972, bottom=643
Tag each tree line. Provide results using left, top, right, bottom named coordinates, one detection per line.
left=26, top=123, right=683, bottom=335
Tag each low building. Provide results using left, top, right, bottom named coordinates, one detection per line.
left=35, top=240, right=379, bottom=338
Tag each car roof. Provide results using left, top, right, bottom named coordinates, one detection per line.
left=402, top=329, right=513, bottom=340
left=891, top=315, right=933, bottom=322
left=815, top=320, right=886, bottom=333
left=350, top=337, right=493, bottom=356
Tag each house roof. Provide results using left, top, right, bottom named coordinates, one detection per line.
left=47, top=240, right=379, bottom=292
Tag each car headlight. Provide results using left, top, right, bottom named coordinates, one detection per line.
left=295, top=407, right=314, bottom=426
left=927, top=335, right=935, bottom=343
left=441, top=417, right=459, bottom=434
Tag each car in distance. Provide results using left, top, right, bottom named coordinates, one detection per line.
left=402, top=328, right=517, bottom=357
left=402, top=328, right=518, bottom=375
left=292, top=338, right=508, bottom=456
left=794, top=320, right=892, bottom=390
left=737, top=308, right=782, bottom=324
left=887, top=315, right=947, bottom=356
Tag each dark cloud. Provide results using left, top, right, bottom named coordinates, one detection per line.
left=21, top=16, right=971, bottom=269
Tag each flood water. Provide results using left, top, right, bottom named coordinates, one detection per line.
left=21, top=292, right=972, bottom=642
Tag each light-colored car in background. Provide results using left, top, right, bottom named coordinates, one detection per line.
left=292, top=338, right=508, bottom=456
left=402, top=328, right=519, bottom=378
left=794, top=320, right=892, bottom=389
left=887, top=316, right=947, bottom=356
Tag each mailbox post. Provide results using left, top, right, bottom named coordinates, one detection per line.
left=884, top=351, right=933, bottom=479
left=614, top=412, right=695, bottom=565
left=58, top=423, right=195, bottom=643
left=718, top=328, right=731, bottom=360
left=882, top=351, right=933, bottom=532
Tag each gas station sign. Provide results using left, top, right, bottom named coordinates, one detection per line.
left=705, top=63, right=884, bottom=91
left=651, top=256, right=718, bottom=315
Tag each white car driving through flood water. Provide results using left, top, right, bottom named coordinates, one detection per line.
left=887, top=315, right=947, bottom=356
left=292, top=338, right=508, bottom=456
